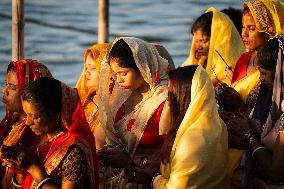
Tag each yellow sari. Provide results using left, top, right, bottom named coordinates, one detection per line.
left=229, top=2, right=284, bottom=187
left=182, top=7, right=245, bottom=86
left=154, top=66, right=229, bottom=189
left=75, top=43, right=111, bottom=135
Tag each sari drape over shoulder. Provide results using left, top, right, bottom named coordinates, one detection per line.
left=154, top=66, right=229, bottom=189
left=75, top=43, right=111, bottom=134
left=182, top=7, right=245, bottom=86
left=1, top=59, right=52, bottom=147
left=98, top=37, right=170, bottom=189
left=231, top=0, right=284, bottom=106
left=22, top=82, right=99, bottom=189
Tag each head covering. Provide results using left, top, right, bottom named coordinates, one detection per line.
left=76, top=43, right=111, bottom=104
left=98, top=37, right=169, bottom=150
left=182, top=7, right=245, bottom=85
left=152, top=43, right=175, bottom=70
left=243, top=0, right=284, bottom=36
left=156, top=65, right=228, bottom=188
left=0, top=59, right=52, bottom=143
left=23, top=80, right=99, bottom=189
left=261, top=34, right=284, bottom=146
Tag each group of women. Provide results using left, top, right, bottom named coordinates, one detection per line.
left=0, top=0, right=284, bottom=188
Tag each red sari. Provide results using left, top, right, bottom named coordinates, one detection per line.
left=22, top=83, right=99, bottom=189
left=231, top=51, right=253, bottom=83
left=1, top=59, right=52, bottom=147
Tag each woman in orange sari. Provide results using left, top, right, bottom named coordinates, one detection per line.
left=1, top=77, right=99, bottom=189
left=76, top=43, right=111, bottom=149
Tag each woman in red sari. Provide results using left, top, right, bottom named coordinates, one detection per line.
left=1, top=77, right=99, bottom=189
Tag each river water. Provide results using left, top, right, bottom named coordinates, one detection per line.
left=0, top=0, right=242, bottom=118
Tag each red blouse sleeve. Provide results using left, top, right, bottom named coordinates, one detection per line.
left=231, top=51, right=253, bottom=83
left=139, top=101, right=165, bottom=147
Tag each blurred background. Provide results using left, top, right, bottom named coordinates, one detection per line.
left=0, top=0, right=242, bottom=117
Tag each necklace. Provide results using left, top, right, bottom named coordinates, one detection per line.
left=36, top=132, right=64, bottom=162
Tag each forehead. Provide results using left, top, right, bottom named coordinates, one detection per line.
left=85, top=53, right=94, bottom=65
left=242, top=12, right=255, bottom=24
left=193, top=29, right=209, bottom=39
left=110, top=58, right=132, bottom=72
left=6, top=71, right=18, bottom=85
left=22, top=100, right=39, bottom=115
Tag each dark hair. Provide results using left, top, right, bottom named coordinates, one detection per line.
left=161, top=65, right=198, bottom=163
left=191, top=12, right=213, bottom=37
left=22, top=77, right=62, bottom=123
left=257, top=37, right=279, bottom=71
left=221, top=7, right=242, bottom=35
left=7, top=63, right=16, bottom=73
left=109, top=39, right=139, bottom=71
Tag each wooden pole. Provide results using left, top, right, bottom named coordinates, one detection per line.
left=12, top=0, right=24, bottom=60
left=98, top=0, right=109, bottom=43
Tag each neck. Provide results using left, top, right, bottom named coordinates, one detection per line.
left=18, top=111, right=26, bottom=121
left=136, top=83, right=150, bottom=98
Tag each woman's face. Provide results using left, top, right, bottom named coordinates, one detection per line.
left=85, top=54, right=100, bottom=92
left=2, top=71, right=22, bottom=113
left=193, top=29, right=210, bottom=60
left=259, top=67, right=275, bottom=88
left=110, top=58, right=146, bottom=91
left=242, top=12, right=269, bottom=50
left=22, top=100, right=50, bottom=135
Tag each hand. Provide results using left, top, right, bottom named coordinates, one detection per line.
left=124, top=166, right=158, bottom=185
left=0, top=144, right=37, bottom=170
left=98, top=146, right=131, bottom=168
left=215, top=83, right=244, bottom=113
left=220, top=111, right=251, bottom=136
left=225, top=67, right=233, bottom=82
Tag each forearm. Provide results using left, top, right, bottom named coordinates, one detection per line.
left=27, top=165, right=60, bottom=189
left=228, top=133, right=246, bottom=149
left=248, top=137, right=284, bottom=181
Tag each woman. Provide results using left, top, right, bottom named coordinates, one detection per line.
left=0, top=59, right=53, bottom=188
left=182, top=7, right=245, bottom=85
left=127, top=65, right=229, bottom=188
left=97, top=37, right=170, bottom=189
left=223, top=35, right=282, bottom=188
left=1, top=59, right=52, bottom=146
left=231, top=0, right=284, bottom=108
left=1, top=77, right=99, bottom=189
left=76, top=43, right=111, bottom=149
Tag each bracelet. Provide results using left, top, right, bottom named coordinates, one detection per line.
left=36, top=177, right=52, bottom=189
left=12, top=176, right=22, bottom=188
left=151, top=173, right=161, bottom=187
left=252, top=146, right=266, bottom=158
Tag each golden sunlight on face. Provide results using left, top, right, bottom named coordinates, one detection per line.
left=193, top=29, right=210, bottom=60
left=22, top=100, right=48, bottom=135
left=110, top=58, right=145, bottom=91
left=242, top=12, right=269, bottom=50
left=85, top=54, right=100, bottom=92
left=2, top=71, right=22, bottom=113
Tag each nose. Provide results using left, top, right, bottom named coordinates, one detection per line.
left=116, top=75, right=123, bottom=84
left=242, top=27, right=248, bottom=38
left=25, top=115, right=33, bottom=126
left=2, top=86, right=7, bottom=95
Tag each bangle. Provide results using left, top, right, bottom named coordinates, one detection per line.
left=151, top=173, right=161, bottom=187
left=12, top=176, right=22, bottom=188
left=36, top=177, right=52, bottom=189
left=252, top=146, right=266, bottom=158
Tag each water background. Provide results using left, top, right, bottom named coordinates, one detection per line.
left=0, top=0, right=243, bottom=118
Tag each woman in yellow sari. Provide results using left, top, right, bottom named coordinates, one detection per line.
left=76, top=43, right=111, bottom=149
left=97, top=37, right=170, bottom=189
left=182, top=7, right=245, bottom=86
left=126, top=65, right=229, bottom=189
left=231, top=0, right=284, bottom=108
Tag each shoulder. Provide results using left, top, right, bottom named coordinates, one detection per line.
left=61, top=145, right=87, bottom=182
